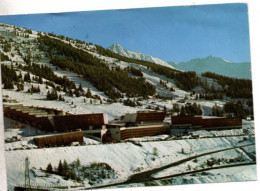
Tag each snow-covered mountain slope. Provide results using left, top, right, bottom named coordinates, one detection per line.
left=0, top=23, right=252, bottom=121
left=108, top=43, right=175, bottom=69
left=0, top=24, right=191, bottom=120
left=169, top=56, right=251, bottom=79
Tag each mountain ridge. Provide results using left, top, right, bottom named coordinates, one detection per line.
left=108, top=43, right=175, bottom=69
left=169, top=56, right=251, bottom=79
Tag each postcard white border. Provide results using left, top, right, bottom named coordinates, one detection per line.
left=0, top=1, right=259, bottom=191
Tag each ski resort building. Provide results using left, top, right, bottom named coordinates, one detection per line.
left=106, top=111, right=170, bottom=142
left=122, top=111, right=166, bottom=125
left=3, top=104, right=108, bottom=132
left=4, top=105, right=243, bottom=144
left=171, top=115, right=242, bottom=130
left=34, top=131, right=84, bottom=148
left=108, top=124, right=170, bottom=142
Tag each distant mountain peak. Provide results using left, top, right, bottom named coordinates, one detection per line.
left=108, top=43, right=176, bottom=69
left=110, top=43, right=122, bottom=48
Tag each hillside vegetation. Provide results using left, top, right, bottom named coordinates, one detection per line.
left=95, top=44, right=199, bottom=91
left=39, top=36, right=156, bottom=99
left=201, top=72, right=252, bottom=99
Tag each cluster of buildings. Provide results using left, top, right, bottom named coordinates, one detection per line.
left=3, top=104, right=107, bottom=132
left=3, top=104, right=242, bottom=148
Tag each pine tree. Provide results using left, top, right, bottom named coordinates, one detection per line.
left=38, top=76, right=43, bottom=84
left=18, top=71, right=22, bottom=79
left=46, top=89, right=58, bottom=100
left=69, top=89, right=73, bottom=97
left=63, top=160, right=69, bottom=176
left=74, top=89, right=80, bottom=97
left=86, top=88, right=92, bottom=98
left=4, top=79, right=14, bottom=89
left=24, top=72, right=31, bottom=82
left=46, top=163, right=53, bottom=173
left=75, top=158, right=81, bottom=177
left=172, top=103, right=180, bottom=113
left=78, top=83, right=83, bottom=91
left=57, top=160, right=63, bottom=175
left=63, top=86, right=67, bottom=93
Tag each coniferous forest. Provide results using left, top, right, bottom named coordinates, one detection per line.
left=201, top=72, right=252, bottom=99
left=39, top=35, right=199, bottom=92
left=39, top=36, right=156, bottom=99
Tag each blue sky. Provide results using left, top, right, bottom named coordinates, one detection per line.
left=0, top=3, right=250, bottom=63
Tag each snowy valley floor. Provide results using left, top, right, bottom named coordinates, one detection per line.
left=5, top=131, right=257, bottom=190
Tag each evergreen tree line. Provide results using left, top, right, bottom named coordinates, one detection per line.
left=201, top=72, right=252, bottom=99
left=195, top=93, right=224, bottom=100
left=39, top=35, right=155, bottom=99
left=223, top=101, right=252, bottom=119
left=171, top=102, right=202, bottom=116
left=50, top=57, right=156, bottom=99
left=211, top=103, right=225, bottom=117
left=154, top=94, right=174, bottom=101
left=1, top=52, right=10, bottom=61
left=211, top=102, right=252, bottom=119
left=171, top=101, right=252, bottom=119
left=1, top=65, right=25, bottom=91
left=179, top=103, right=203, bottom=116
left=38, top=36, right=107, bottom=68
left=46, top=159, right=81, bottom=182
left=46, top=159, right=115, bottom=183
left=46, top=89, right=58, bottom=100
left=40, top=35, right=199, bottom=91
left=46, top=89, right=66, bottom=101
left=123, top=98, right=142, bottom=107
left=23, top=71, right=31, bottom=82
left=19, top=63, right=76, bottom=90
left=1, top=64, right=18, bottom=89
left=27, top=85, right=40, bottom=94
left=124, top=66, right=143, bottom=77
left=2, top=43, right=11, bottom=53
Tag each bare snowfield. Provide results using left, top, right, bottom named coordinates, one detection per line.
left=152, top=146, right=255, bottom=178
left=120, top=164, right=256, bottom=188
left=5, top=136, right=256, bottom=190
